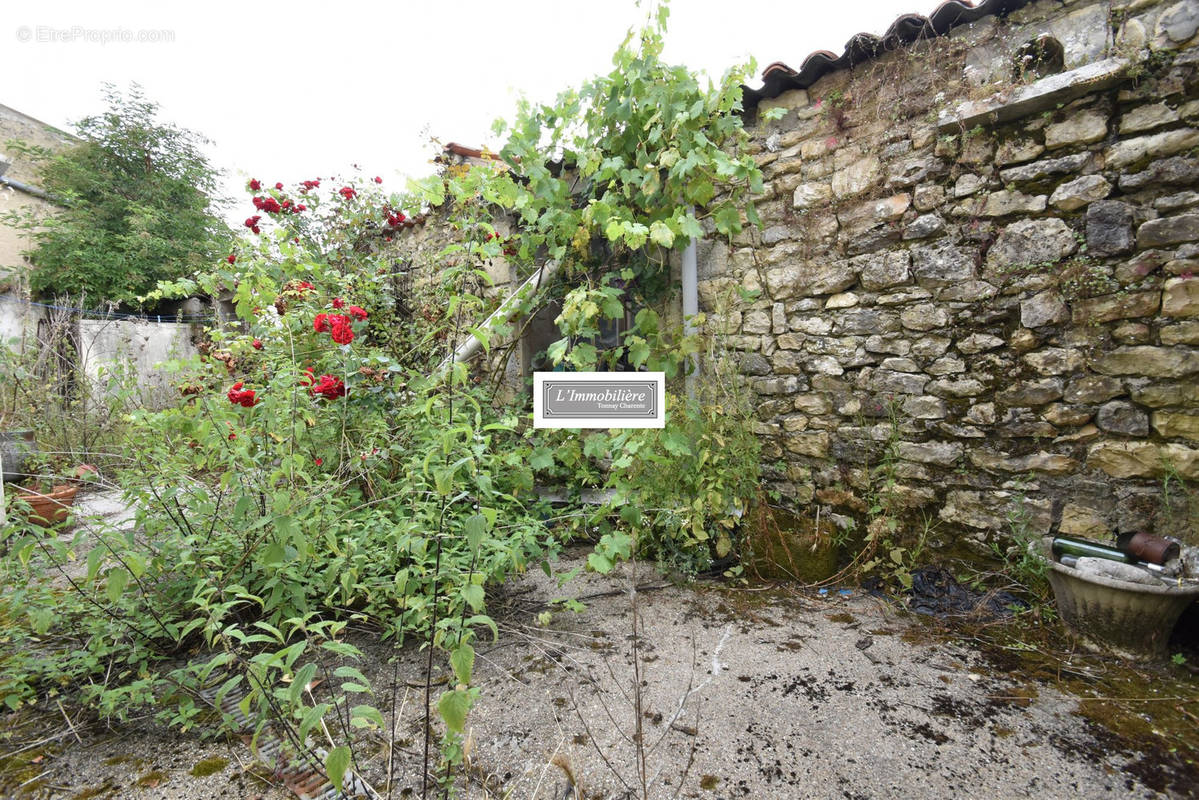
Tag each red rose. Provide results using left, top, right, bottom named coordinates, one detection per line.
left=314, top=457, right=323, bottom=466
left=330, top=316, right=354, bottom=345
left=252, top=339, right=263, bottom=350
left=309, top=374, right=346, bottom=400
left=338, top=186, right=357, bottom=200
left=244, top=215, right=261, bottom=229
left=348, top=305, right=367, bottom=321
left=374, top=176, right=382, bottom=183
left=332, top=297, right=345, bottom=309
left=313, top=313, right=331, bottom=333
left=252, top=196, right=265, bottom=210
left=228, top=432, right=237, bottom=441
left=249, top=178, right=261, bottom=190
left=226, top=382, right=259, bottom=407
left=275, top=182, right=284, bottom=190
left=295, top=204, right=306, bottom=212
left=226, top=253, right=236, bottom=264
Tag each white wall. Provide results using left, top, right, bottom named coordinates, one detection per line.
left=77, top=318, right=198, bottom=406
left=0, top=293, right=45, bottom=350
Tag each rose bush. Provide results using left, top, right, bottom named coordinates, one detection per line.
left=0, top=168, right=559, bottom=765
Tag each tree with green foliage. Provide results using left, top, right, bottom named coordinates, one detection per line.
left=6, top=84, right=230, bottom=305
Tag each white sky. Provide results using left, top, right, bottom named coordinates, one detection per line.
left=5, top=0, right=926, bottom=221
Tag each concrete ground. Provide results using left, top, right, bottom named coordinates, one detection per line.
left=4, top=495, right=1197, bottom=799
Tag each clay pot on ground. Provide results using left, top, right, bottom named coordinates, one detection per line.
left=11, top=483, right=79, bottom=526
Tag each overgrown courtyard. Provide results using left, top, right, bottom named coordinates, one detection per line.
left=2, top=1, right=1198, bottom=798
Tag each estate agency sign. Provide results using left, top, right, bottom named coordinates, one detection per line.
left=533, top=372, right=665, bottom=429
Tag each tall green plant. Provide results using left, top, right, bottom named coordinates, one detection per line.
left=4, top=84, right=230, bottom=304
left=409, top=0, right=770, bottom=375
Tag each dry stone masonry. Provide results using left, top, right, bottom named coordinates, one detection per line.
left=700, top=0, right=1199, bottom=548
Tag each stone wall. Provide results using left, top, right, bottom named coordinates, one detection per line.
left=698, top=0, right=1199, bottom=548
left=384, top=179, right=529, bottom=390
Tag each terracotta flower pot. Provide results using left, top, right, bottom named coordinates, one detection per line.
left=1042, top=539, right=1199, bottom=660
left=13, top=484, right=79, bottom=526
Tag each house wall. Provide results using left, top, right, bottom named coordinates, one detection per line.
left=0, top=293, right=45, bottom=350
left=0, top=104, right=74, bottom=292
left=696, top=0, right=1199, bottom=547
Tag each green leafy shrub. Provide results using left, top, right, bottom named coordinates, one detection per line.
left=592, top=392, right=761, bottom=575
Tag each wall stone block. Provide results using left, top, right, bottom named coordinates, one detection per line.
left=1023, top=348, right=1086, bottom=375
left=981, top=190, right=1048, bottom=217
left=1119, top=156, right=1199, bottom=191
left=1071, top=290, right=1162, bottom=324
left=1044, top=110, right=1108, bottom=149
left=900, top=303, right=950, bottom=331
left=910, top=241, right=975, bottom=287
left=1162, top=276, right=1199, bottom=316
left=897, top=440, right=964, bottom=466
left=999, top=152, right=1091, bottom=184
left=764, top=259, right=858, bottom=300
left=996, top=378, right=1065, bottom=406
left=1105, top=128, right=1199, bottom=170
left=1152, top=410, right=1199, bottom=441
left=1092, top=345, right=1199, bottom=377
left=1020, top=291, right=1070, bottom=328
left=1137, top=213, right=1199, bottom=248
left=1088, top=440, right=1199, bottom=479
left=1049, top=174, right=1111, bottom=211
left=989, top=218, right=1078, bottom=271
left=1160, top=320, right=1199, bottom=345
left=1095, top=400, right=1151, bottom=435
left=970, top=450, right=1079, bottom=474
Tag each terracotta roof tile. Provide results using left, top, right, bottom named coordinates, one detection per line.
left=442, top=142, right=503, bottom=161
left=743, top=0, right=1033, bottom=108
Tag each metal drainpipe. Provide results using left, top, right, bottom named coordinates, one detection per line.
left=436, top=259, right=561, bottom=378
left=681, top=235, right=698, bottom=400
left=0, top=175, right=53, bottom=201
